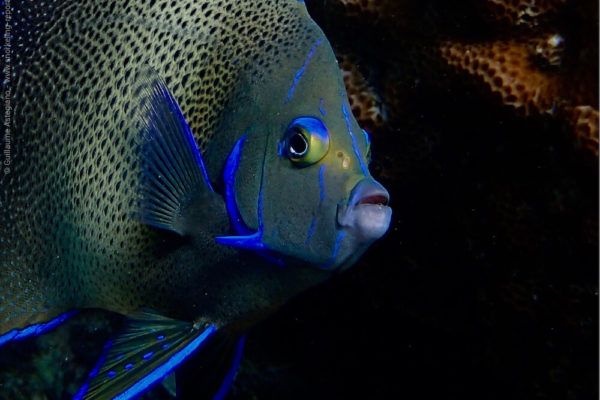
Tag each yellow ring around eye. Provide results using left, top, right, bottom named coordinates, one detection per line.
left=286, top=117, right=330, bottom=167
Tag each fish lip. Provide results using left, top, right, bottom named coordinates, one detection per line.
left=336, top=179, right=392, bottom=242
left=347, top=178, right=390, bottom=208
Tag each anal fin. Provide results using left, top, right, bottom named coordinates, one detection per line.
left=0, top=310, right=77, bottom=347
left=161, top=372, right=177, bottom=397
left=74, top=309, right=216, bottom=400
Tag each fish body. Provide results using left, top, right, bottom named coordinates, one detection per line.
left=1, top=0, right=391, bottom=398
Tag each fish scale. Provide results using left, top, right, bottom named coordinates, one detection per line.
left=1, top=0, right=317, bottom=332
left=1, top=0, right=392, bottom=398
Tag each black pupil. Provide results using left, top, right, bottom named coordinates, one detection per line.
left=289, top=131, right=308, bottom=156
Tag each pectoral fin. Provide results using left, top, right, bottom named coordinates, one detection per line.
left=74, top=309, right=216, bottom=400
left=134, top=72, right=215, bottom=235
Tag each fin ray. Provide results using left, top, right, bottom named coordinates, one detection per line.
left=74, top=309, right=216, bottom=400
left=134, top=72, right=214, bottom=235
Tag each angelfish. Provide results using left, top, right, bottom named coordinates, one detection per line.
left=0, top=0, right=392, bottom=399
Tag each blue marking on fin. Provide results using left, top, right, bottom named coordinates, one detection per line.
left=73, top=340, right=114, bottom=400
left=284, top=38, right=323, bottom=104
left=212, top=336, right=246, bottom=400
left=0, top=310, right=77, bottom=347
left=342, top=104, right=369, bottom=176
left=136, top=78, right=214, bottom=233
left=74, top=310, right=218, bottom=400
left=113, top=326, right=216, bottom=400
left=152, top=82, right=214, bottom=193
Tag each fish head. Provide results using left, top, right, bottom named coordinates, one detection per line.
left=220, top=25, right=391, bottom=271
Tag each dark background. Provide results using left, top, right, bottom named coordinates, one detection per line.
left=0, top=1, right=597, bottom=399
left=229, top=1, right=599, bottom=399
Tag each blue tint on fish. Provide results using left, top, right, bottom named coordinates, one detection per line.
left=284, top=38, right=323, bottom=104
left=212, top=336, right=246, bottom=400
left=305, top=164, right=324, bottom=244
left=222, top=134, right=253, bottom=236
left=319, top=99, right=326, bottom=116
left=137, top=79, right=217, bottom=234
left=342, top=104, right=369, bottom=176
left=362, top=129, right=371, bottom=148
left=74, top=340, right=114, bottom=400
left=216, top=135, right=284, bottom=265
left=305, top=218, right=317, bottom=245
left=157, top=83, right=214, bottom=193
left=0, top=310, right=77, bottom=347
left=319, top=164, right=326, bottom=202
left=321, top=231, right=344, bottom=269
left=112, top=325, right=216, bottom=400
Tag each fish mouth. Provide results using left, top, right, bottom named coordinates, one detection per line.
left=337, top=179, right=392, bottom=242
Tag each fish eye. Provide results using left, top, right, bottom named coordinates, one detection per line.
left=289, top=129, right=309, bottom=157
left=284, top=117, right=330, bottom=167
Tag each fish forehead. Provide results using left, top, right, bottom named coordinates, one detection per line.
left=3, top=0, right=317, bottom=320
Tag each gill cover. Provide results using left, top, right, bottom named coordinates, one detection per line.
left=215, top=5, right=391, bottom=270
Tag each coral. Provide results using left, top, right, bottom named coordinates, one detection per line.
left=309, top=0, right=598, bottom=156
left=338, top=54, right=387, bottom=131
left=481, top=0, right=568, bottom=28
left=439, top=38, right=563, bottom=116
left=330, top=0, right=400, bottom=19
left=567, top=105, right=599, bottom=156
left=439, top=34, right=598, bottom=156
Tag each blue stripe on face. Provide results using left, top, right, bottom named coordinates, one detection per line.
left=216, top=133, right=284, bottom=265
left=306, top=164, right=326, bottom=245
left=223, top=134, right=253, bottom=236
left=284, top=38, right=323, bottom=104
left=362, top=129, right=370, bottom=148
left=319, top=164, right=326, bottom=203
left=319, top=99, right=327, bottom=116
left=305, top=218, right=317, bottom=245
left=320, top=231, right=345, bottom=269
left=342, top=104, right=369, bottom=176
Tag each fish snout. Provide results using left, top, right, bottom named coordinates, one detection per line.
left=337, top=179, right=392, bottom=242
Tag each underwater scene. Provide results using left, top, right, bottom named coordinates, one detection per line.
left=0, top=0, right=598, bottom=399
